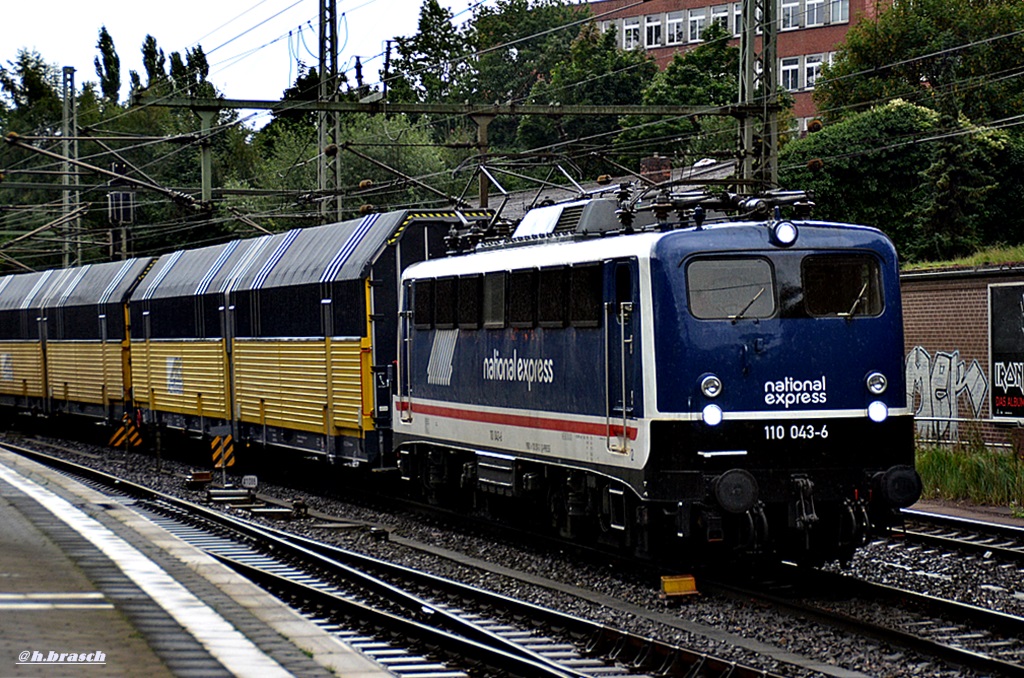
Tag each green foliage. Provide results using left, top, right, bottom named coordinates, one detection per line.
left=94, top=26, right=120, bottom=105
left=468, top=0, right=583, bottom=149
left=815, top=0, right=1024, bottom=125
left=916, top=442, right=1024, bottom=508
left=518, top=23, right=657, bottom=176
left=0, top=49, right=62, bottom=133
left=781, top=100, right=939, bottom=249
left=616, top=22, right=738, bottom=164
left=387, top=0, right=474, bottom=105
left=779, top=100, right=1024, bottom=260
left=248, top=113, right=451, bottom=225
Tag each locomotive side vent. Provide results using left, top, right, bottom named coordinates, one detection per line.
left=553, top=204, right=585, bottom=233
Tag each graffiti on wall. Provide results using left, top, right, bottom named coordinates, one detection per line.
left=905, top=347, right=988, bottom=441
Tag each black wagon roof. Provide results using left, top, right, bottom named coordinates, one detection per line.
left=134, top=210, right=481, bottom=300
left=0, top=258, right=154, bottom=312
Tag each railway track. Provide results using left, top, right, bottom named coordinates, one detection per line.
left=6, top=443, right=781, bottom=678
left=704, top=557, right=1024, bottom=677
left=900, top=508, right=1024, bottom=564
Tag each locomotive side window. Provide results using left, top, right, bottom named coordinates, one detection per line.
left=434, top=278, right=456, bottom=328
left=509, top=269, right=537, bottom=328
left=457, top=276, right=481, bottom=329
left=482, top=272, right=506, bottom=329
left=687, top=258, right=776, bottom=319
left=538, top=267, right=568, bottom=327
left=413, top=279, right=433, bottom=329
left=569, top=264, right=602, bottom=327
left=803, top=254, right=883, bottom=317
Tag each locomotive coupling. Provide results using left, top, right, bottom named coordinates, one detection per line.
left=873, top=465, right=923, bottom=508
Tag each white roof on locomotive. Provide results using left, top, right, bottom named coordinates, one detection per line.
left=403, top=231, right=667, bottom=280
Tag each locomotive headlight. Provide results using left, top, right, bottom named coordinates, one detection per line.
left=702, top=403, right=724, bottom=426
left=867, top=400, right=888, bottom=423
left=771, top=221, right=798, bottom=247
left=866, top=371, right=888, bottom=395
left=700, top=374, right=723, bottom=398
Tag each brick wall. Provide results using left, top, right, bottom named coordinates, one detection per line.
left=902, top=270, right=1024, bottom=450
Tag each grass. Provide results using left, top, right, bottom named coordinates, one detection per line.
left=903, top=244, right=1024, bottom=271
left=915, top=440, right=1024, bottom=512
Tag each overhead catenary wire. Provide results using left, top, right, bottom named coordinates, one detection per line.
left=8, top=1, right=1024, bottom=262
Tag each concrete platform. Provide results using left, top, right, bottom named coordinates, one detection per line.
left=0, top=448, right=389, bottom=677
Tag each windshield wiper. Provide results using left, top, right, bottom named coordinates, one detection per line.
left=730, top=287, right=765, bottom=323
left=839, top=282, right=869, bottom=319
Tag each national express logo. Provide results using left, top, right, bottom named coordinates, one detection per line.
left=482, top=349, right=554, bottom=391
left=764, top=375, right=827, bottom=408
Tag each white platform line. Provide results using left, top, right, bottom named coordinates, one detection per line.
left=0, top=464, right=291, bottom=678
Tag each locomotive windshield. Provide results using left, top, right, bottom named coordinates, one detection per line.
left=684, top=253, right=884, bottom=320
left=803, top=254, right=883, bottom=317
left=687, top=258, right=776, bottom=320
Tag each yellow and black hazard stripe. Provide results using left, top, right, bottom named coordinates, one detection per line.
left=109, top=413, right=142, bottom=448
left=211, top=434, right=235, bottom=468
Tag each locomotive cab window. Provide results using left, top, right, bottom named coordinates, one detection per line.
left=802, top=254, right=882, bottom=317
left=687, top=258, right=776, bottom=320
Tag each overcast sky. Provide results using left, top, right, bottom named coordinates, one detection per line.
left=1, top=0, right=475, bottom=126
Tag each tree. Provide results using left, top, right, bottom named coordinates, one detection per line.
left=616, top=22, right=738, bottom=164
left=517, top=22, right=657, bottom=176
left=0, top=49, right=62, bottom=133
left=814, top=0, right=1024, bottom=126
left=169, top=46, right=216, bottom=99
left=779, top=100, right=1024, bottom=261
left=468, top=0, right=583, bottom=148
left=387, top=0, right=474, bottom=105
left=94, top=26, right=120, bottom=105
left=129, top=34, right=169, bottom=95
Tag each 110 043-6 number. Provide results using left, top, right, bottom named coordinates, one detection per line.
left=764, top=424, right=829, bottom=441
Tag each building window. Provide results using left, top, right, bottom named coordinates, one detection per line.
left=733, top=3, right=742, bottom=37
left=829, top=0, right=849, bottom=23
left=645, top=15, right=662, bottom=48
left=667, top=11, right=685, bottom=45
left=806, top=0, right=825, bottom=26
left=623, top=17, right=641, bottom=49
left=689, top=8, right=706, bottom=42
left=781, top=56, right=800, bottom=91
left=711, top=5, right=729, bottom=30
left=781, top=0, right=800, bottom=30
left=805, top=54, right=824, bottom=89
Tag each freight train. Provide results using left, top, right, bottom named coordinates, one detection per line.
left=0, top=189, right=921, bottom=565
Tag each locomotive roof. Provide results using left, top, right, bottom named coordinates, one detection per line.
left=0, top=258, right=153, bottom=311
left=404, top=218, right=892, bottom=280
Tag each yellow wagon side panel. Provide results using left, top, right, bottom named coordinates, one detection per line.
left=330, top=339, right=366, bottom=431
left=0, top=342, right=45, bottom=398
left=131, top=340, right=229, bottom=418
left=46, top=342, right=125, bottom=405
left=234, top=339, right=331, bottom=434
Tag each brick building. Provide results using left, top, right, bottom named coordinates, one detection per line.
left=902, top=268, right=1024, bottom=453
left=586, top=0, right=891, bottom=132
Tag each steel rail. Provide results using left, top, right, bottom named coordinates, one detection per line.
left=4, top=443, right=781, bottom=678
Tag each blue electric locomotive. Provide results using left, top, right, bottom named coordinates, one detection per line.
left=394, top=194, right=921, bottom=565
